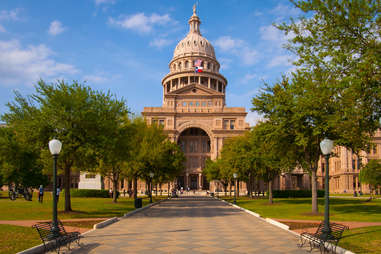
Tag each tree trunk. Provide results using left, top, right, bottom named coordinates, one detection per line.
left=168, top=182, right=170, bottom=197
left=133, top=176, right=138, bottom=199
left=156, top=183, right=158, bottom=197
left=247, top=174, right=251, bottom=197
left=64, top=165, right=72, bottom=212
left=112, top=172, right=119, bottom=203
left=229, top=182, right=232, bottom=197
left=128, top=179, right=132, bottom=198
left=311, top=169, right=319, bottom=213
left=237, top=180, right=240, bottom=197
left=224, top=183, right=227, bottom=196
left=268, top=180, right=273, bottom=204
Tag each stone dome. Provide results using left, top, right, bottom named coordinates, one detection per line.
left=172, top=7, right=216, bottom=60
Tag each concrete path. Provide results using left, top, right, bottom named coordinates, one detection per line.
left=65, top=197, right=314, bottom=254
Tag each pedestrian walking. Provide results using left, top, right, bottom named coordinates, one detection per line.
left=38, top=185, right=44, bottom=203
left=56, top=187, right=60, bottom=203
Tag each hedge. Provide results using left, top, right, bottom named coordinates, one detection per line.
left=272, top=190, right=325, bottom=198
left=70, top=189, right=110, bottom=198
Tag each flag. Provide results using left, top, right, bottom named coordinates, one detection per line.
left=194, top=59, right=203, bottom=73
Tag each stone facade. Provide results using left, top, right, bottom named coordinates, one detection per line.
left=142, top=7, right=249, bottom=191
left=317, top=129, right=381, bottom=194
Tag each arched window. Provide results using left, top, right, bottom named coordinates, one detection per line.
left=185, top=61, right=189, bottom=68
left=178, top=62, right=182, bottom=70
left=207, top=62, right=210, bottom=69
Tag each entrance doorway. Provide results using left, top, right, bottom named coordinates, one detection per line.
left=178, top=128, right=211, bottom=190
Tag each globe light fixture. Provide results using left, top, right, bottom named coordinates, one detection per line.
left=49, top=139, right=62, bottom=155
left=320, top=137, right=334, bottom=240
left=49, top=138, right=62, bottom=236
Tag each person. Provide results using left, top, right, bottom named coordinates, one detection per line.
left=109, top=189, right=113, bottom=198
left=38, top=185, right=44, bottom=203
left=56, top=187, right=60, bottom=203
left=123, top=189, right=126, bottom=197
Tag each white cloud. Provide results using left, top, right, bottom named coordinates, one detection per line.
left=0, top=40, right=78, bottom=87
left=214, top=36, right=258, bottom=66
left=260, top=25, right=284, bottom=42
left=267, top=55, right=293, bottom=68
left=0, top=24, right=5, bottom=32
left=149, top=38, right=171, bottom=48
left=214, top=36, right=243, bottom=51
left=271, top=4, right=300, bottom=18
left=48, top=20, right=65, bottom=36
left=83, top=74, right=108, bottom=84
left=0, top=9, right=21, bottom=21
left=241, top=73, right=257, bottom=84
left=95, top=0, right=116, bottom=5
left=245, top=111, right=263, bottom=127
left=219, top=58, right=232, bottom=71
left=109, top=13, right=171, bottom=34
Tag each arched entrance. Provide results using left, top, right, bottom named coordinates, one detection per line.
left=177, top=127, right=211, bottom=190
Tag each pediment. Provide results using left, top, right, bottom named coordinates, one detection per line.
left=168, top=84, right=222, bottom=96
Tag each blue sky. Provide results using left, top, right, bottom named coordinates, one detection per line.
left=0, top=0, right=301, bottom=125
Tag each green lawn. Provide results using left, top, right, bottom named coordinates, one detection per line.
left=222, top=196, right=381, bottom=222
left=0, top=192, right=167, bottom=220
left=340, top=226, right=381, bottom=254
left=0, top=224, right=41, bottom=254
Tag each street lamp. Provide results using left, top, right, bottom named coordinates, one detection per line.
left=149, top=172, right=154, bottom=203
left=49, top=139, right=62, bottom=236
left=233, top=173, right=238, bottom=204
left=320, top=137, right=334, bottom=240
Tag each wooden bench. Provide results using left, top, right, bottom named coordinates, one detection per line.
left=32, top=221, right=81, bottom=253
left=298, top=222, right=348, bottom=253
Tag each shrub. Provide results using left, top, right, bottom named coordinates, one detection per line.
left=70, top=189, right=109, bottom=198
left=272, top=190, right=325, bottom=198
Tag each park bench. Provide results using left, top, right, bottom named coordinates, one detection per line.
left=32, top=220, right=81, bottom=253
left=298, top=222, right=348, bottom=253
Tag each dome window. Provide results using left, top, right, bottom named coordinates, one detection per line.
left=200, top=41, right=203, bottom=46
left=187, top=41, right=190, bottom=46
left=194, top=40, right=197, bottom=45
left=185, top=61, right=189, bottom=68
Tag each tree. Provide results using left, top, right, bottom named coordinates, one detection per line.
left=204, top=158, right=231, bottom=195
left=277, top=0, right=381, bottom=160
left=359, top=159, right=381, bottom=199
left=97, top=115, right=131, bottom=203
left=249, top=121, right=296, bottom=204
left=0, top=127, right=48, bottom=193
left=2, top=80, right=129, bottom=211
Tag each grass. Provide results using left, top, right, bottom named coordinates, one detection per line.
left=0, top=224, right=41, bottom=254
left=339, top=226, right=381, bottom=254
left=222, top=196, right=381, bottom=222
left=0, top=191, right=167, bottom=220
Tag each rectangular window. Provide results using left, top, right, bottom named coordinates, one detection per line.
left=202, top=102, right=206, bottom=107
left=159, top=119, right=165, bottom=126
left=223, top=120, right=229, bottom=129
left=230, top=120, right=235, bottom=130
left=85, top=174, right=96, bottom=179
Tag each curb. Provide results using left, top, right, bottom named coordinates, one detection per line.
left=17, top=198, right=168, bottom=254
left=93, top=217, right=118, bottom=229
left=216, top=197, right=355, bottom=254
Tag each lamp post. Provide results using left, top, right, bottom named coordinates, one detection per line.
left=320, top=138, right=334, bottom=240
left=49, top=139, right=62, bottom=236
left=149, top=172, right=154, bottom=203
left=233, top=173, right=238, bottom=204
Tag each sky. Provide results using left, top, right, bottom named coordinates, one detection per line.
left=0, top=0, right=301, bottom=125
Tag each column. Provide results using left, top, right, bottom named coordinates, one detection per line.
left=208, top=77, right=211, bottom=89
left=188, top=75, right=190, bottom=85
left=186, top=173, right=189, bottom=189
left=199, top=173, right=202, bottom=190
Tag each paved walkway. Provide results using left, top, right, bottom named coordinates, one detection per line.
left=66, top=197, right=314, bottom=254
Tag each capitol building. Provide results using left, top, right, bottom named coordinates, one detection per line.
left=142, top=6, right=249, bottom=191
left=78, top=6, right=380, bottom=195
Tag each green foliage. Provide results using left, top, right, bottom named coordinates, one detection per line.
left=272, top=190, right=324, bottom=198
left=1, top=80, right=130, bottom=211
left=70, top=189, right=109, bottom=198
left=0, top=127, right=48, bottom=188
left=359, top=159, right=381, bottom=190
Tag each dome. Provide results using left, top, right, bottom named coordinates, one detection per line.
left=173, top=33, right=215, bottom=59
left=172, top=6, right=216, bottom=60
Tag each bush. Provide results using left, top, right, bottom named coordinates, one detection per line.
left=272, top=190, right=325, bottom=198
left=70, top=189, right=109, bottom=198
